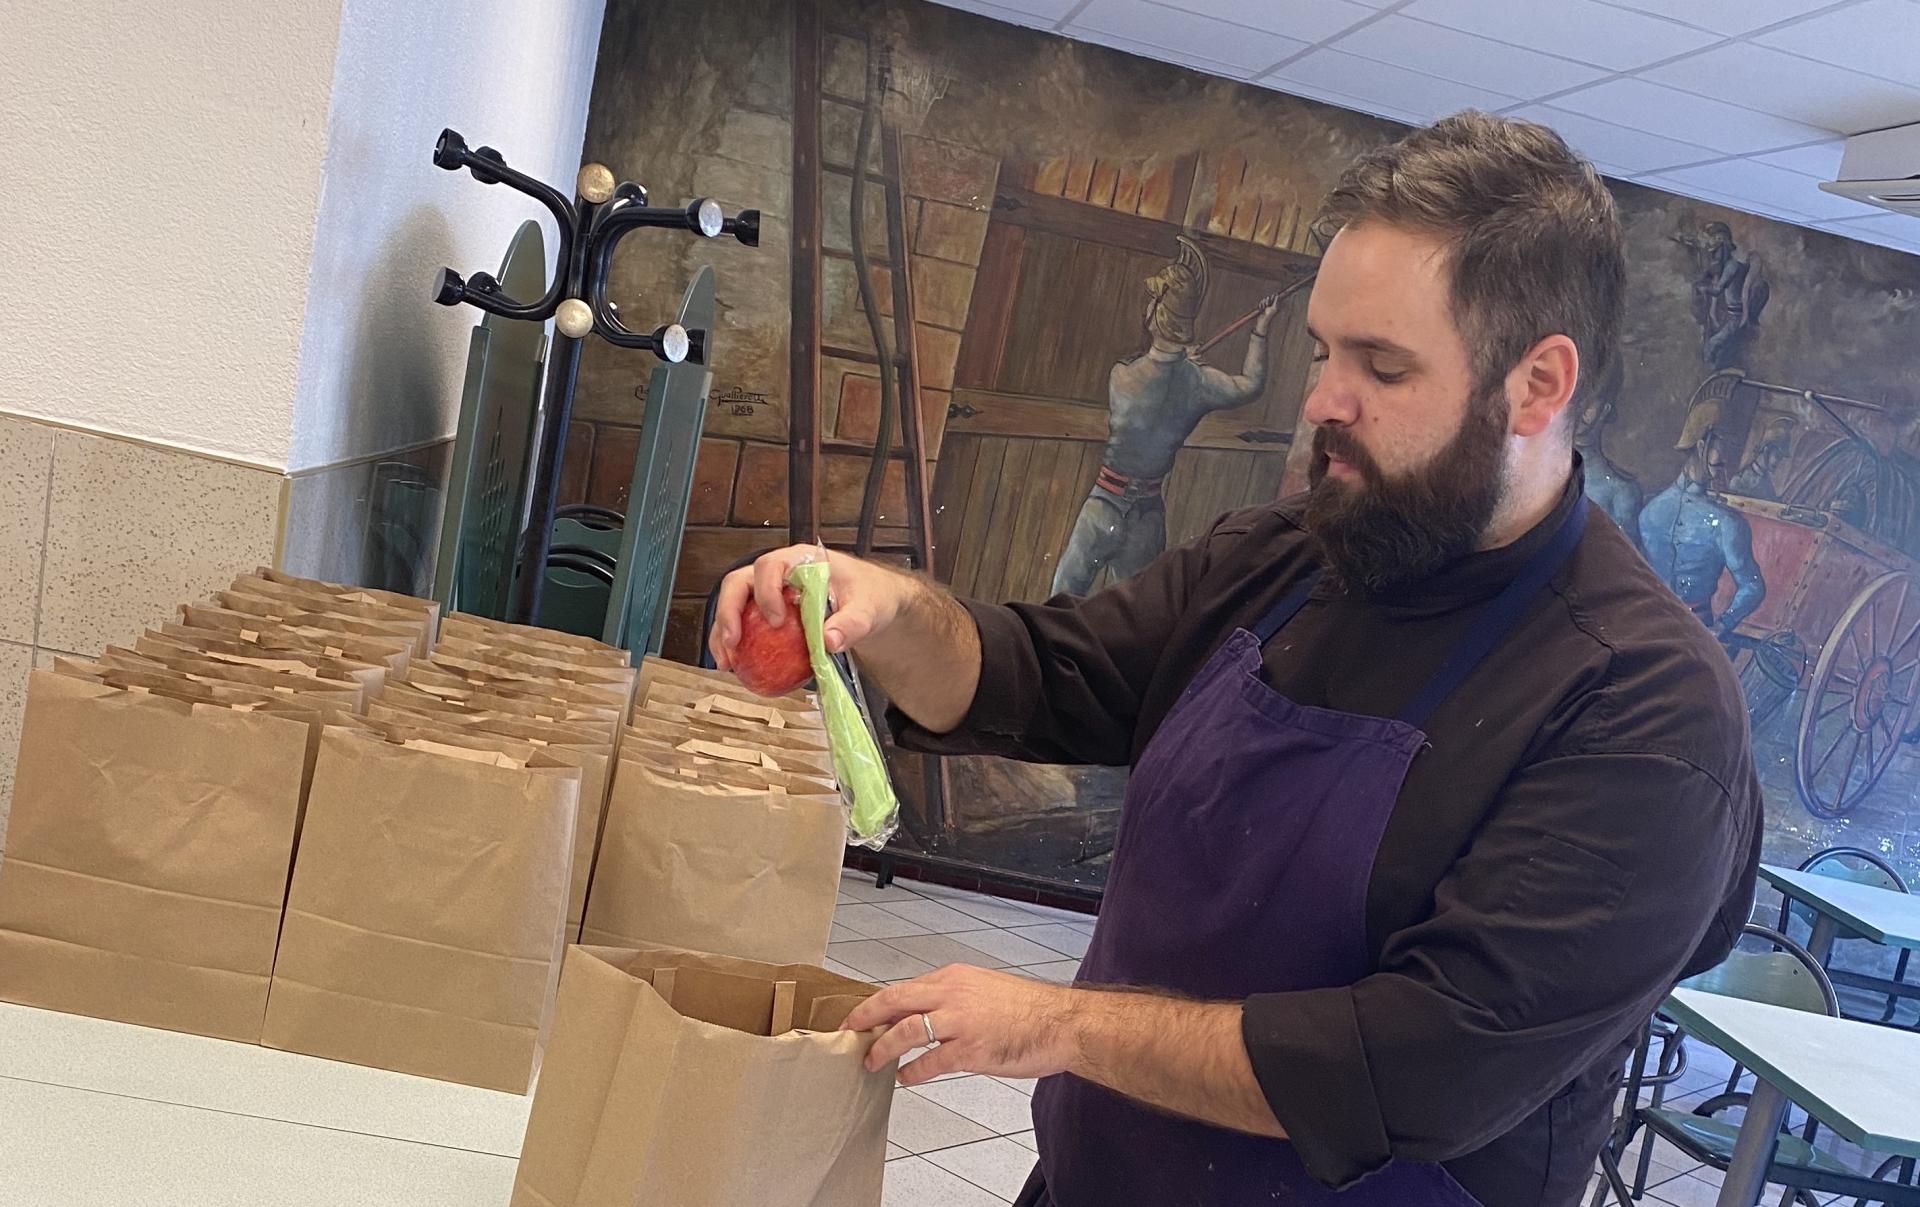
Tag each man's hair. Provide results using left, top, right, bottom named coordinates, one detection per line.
left=1313, top=111, right=1626, bottom=414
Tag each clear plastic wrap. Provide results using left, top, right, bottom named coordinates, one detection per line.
left=788, top=556, right=900, bottom=849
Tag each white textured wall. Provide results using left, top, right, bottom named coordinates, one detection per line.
left=288, top=0, right=607, bottom=472
left=0, top=0, right=345, bottom=466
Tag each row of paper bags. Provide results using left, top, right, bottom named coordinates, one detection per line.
left=0, top=569, right=904, bottom=1204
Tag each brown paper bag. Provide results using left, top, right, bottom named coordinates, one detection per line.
left=621, top=718, right=837, bottom=779
left=444, top=610, right=624, bottom=655
left=437, top=615, right=631, bottom=667
left=632, top=700, right=832, bottom=751
left=638, top=676, right=825, bottom=728
left=211, top=589, right=432, bottom=657
left=511, top=944, right=894, bottom=1207
left=380, top=680, right=621, bottom=745
left=230, top=571, right=440, bottom=635
left=244, top=567, right=441, bottom=625
left=100, top=646, right=368, bottom=712
left=580, top=759, right=844, bottom=965
left=0, top=670, right=319, bottom=1041
left=168, top=610, right=415, bottom=673
left=261, top=725, right=579, bottom=1091
left=432, top=638, right=638, bottom=697
left=421, top=652, right=633, bottom=712
left=363, top=700, right=615, bottom=936
left=637, top=654, right=819, bottom=709
left=135, top=630, right=388, bottom=696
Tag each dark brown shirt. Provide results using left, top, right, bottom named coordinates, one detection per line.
left=892, top=470, right=1762, bottom=1206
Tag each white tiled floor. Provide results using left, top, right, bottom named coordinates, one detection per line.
left=835, top=870, right=1095, bottom=1205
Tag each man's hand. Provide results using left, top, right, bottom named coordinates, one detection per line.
left=708, top=544, right=984, bottom=734
left=709, top=544, right=911, bottom=668
left=844, top=965, right=1080, bottom=1087
left=844, top=965, right=1286, bottom=1139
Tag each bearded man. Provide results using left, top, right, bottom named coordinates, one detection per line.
left=712, top=111, right=1761, bottom=1207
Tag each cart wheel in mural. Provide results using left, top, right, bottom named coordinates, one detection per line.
left=1795, top=572, right=1920, bottom=819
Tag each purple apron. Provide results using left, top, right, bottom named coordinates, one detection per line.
left=1020, top=498, right=1588, bottom=1207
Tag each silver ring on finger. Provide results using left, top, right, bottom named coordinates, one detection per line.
left=922, top=1013, right=939, bottom=1047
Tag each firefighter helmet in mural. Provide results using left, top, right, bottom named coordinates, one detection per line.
left=1146, top=235, right=1210, bottom=345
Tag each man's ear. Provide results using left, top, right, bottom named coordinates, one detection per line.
left=1507, top=334, right=1579, bottom=439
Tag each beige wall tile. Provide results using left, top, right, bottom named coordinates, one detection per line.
left=0, top=416, right=57, bottom=645
left=0, top=640, right=33, bottom=851
left=38, top=432, right=283, bottom=654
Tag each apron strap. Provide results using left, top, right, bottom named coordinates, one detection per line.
left=1250, top=574, right=1322, bottom=643
left=1395, top=495, right=1589, bottom=729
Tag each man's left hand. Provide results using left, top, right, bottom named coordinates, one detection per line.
left=842, top=965, right=1080, bottom=1087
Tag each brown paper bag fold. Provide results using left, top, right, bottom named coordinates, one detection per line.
left=510, top=944, right=894, bottom=1207
left=261, top=726, right=579, bottom=1092
left=0, top=671, right=316, bottom=1042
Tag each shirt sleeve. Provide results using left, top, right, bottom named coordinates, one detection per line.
left=1241, top=751, right=1753, bottom=1188
left=887, top=519, right=1220, bottom=767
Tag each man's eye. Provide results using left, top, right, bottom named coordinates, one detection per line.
left=1311, top=345, right=1329, bottom=364
left=1370, top=365, right=1405, bottom=384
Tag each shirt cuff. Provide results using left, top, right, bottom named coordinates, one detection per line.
left=1242, top=988, right=1392, bottom=1189
left=886, top=599, right=1037, bottom=757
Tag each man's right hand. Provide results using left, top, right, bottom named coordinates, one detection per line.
left=707, top=543, right=983, bottom=735
left=709, top=544, right=914, bottom=671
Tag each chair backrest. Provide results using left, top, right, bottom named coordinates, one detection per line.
left=1780, top=846, right=1910, bottom=934
left=1681, top=924, right=1839, bottom=1017
left=432, top=220, right=549, bottom=619
left=539, top=554, right=615, bottom=640
left=553, top=514, right=623, bottom=560
left=1801, top=846, right=1909, bottom=892
left=603, top=265, right=716, bottom=654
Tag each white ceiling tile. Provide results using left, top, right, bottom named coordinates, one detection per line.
left=1329, top=15, right=1611, bottom=98
left=1753, top=140, right=1847, bottom=179
left=1589, top=0, right=1831, bottom=36
left=927, top=0, right=1075, bottom=28
left=1752, top=0, right=1920, bottom=90
left=1548, top=77, right=1835, bottom=154
left=1266, top=49, right=1523, bottom=123
left=1150, top=0, right=1380, bottom=43
left=1818, top=211, right=1920, bottom=243
left=1400, top=0, right=1719, bottom=71
left=1068, top=0, right=1309, bottom=72
left=1065, top=25, right=1266, bottom=78
left=1643, top=43, right=1920, bottom=134
left=1259, top=77, right=1426, bottom=126
left=1636, top=175, right=1822, bottom=223
left=1510, top=104, right=1721, bottom=173
left=1657, top=158, right=1889, bottom=221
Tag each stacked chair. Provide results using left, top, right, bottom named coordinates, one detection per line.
left=434, top=218, right=716, bottom=655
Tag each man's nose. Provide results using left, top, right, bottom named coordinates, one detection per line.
left=1303, top=375, right=1357, bottom=428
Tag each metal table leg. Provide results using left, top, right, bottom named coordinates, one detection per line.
left=1716, top=1078, right=1790, bottom=1206
left=1805, top=914, right=1840, bottom=964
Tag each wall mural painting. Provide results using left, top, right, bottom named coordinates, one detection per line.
left=574, top=0, right=1920, bottom=892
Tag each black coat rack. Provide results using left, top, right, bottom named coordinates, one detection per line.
left=429, top=128, right=760, bottom=625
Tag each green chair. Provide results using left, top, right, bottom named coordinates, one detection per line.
left=432, top=220, right=549, bottom=619
left=537, top=546, right=617, bottom=640
left=1775, top=847, right=1914, bottom=1027
left=602, top=265, right=715, bottom=654
left=1593, top=925, right=1920, bottom=1206
left=553, top=505, right=625, bottom=560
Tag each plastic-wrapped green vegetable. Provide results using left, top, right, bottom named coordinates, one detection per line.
left=789, top=558, right=900, bottom=848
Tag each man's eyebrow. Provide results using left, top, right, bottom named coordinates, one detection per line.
left=1305, top=325, right=1418, bottom=360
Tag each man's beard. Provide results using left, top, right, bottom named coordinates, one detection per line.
left=1305, top=390, right=1510, bottom=593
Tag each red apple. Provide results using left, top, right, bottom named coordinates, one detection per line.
left=734, top=586, right=812, bottom=697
